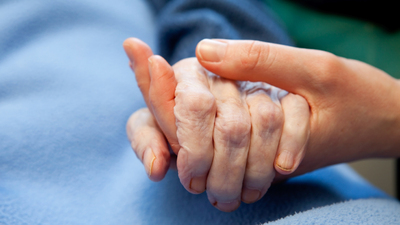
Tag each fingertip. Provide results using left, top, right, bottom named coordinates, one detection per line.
left=122, top=37, right=148, bottom=50
left=275, top=163, right=294, bottom=175
left=275, top=94, right=310, bottom=175
left=148, top=55, right=173, bottom=77
left=196, top=39, right=227, bottom=63
left=123, top=38, right=153, bottom=67
left=275, top=147, right=308, bottom=175
left=122, top=37, right=136, bottom=49
left=241, top=188, right=261, bottom=204
left=122, top=37, right=139, bottom=62
left=126, top=108, right=171, bottom=182
left=212, top=200, right=241, bottom=212
left=144, top=146, right=171, bottom=182
left=189, top=175, right=207, bottom=194
left=149, top=152, right=171, bottom=182
left=275, top=150, right=295, bottom=175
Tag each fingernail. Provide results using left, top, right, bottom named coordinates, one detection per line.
left=242, top=188, right=261, bottom=204
left=143, top=147, right=156, bottom=177
left=189, top=176, right=206, bottom=194
left=276, top=151, right=294, bottom=172
left=198, top=39, right=227, bottom=62
left=214, top=200, right=241, bottom=212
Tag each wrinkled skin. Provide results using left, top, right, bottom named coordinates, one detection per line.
left=124, top=38, right=400, bottom=212
left=123, top=38, right=310, bottom=212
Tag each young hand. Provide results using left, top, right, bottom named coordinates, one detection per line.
left=195, top=39, right=400, bottom=181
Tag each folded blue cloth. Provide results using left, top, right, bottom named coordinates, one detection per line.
left=0, top=0, right=399, bottom=224
left=268, top=198, right=400, bottom=225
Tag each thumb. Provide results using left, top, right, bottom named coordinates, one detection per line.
left=195, top=39, right=338, bottom=97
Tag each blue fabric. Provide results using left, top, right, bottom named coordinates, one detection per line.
left=0, top=0, right=399, bottom=224
left=268, top=198, right=400, bottom=225
left=150, top=0, right=293, bottom=64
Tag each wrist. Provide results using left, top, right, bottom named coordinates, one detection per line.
left=393, top=80, right=400, bottom=155
left=382, top=79, right=400, bottom=158
left=353, top=75, right=400, bottom=159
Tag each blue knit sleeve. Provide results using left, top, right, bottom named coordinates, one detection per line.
left=148, top=0, right=294, bottom=64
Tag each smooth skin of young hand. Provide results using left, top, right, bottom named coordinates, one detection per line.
left=123, top=38, right=310, bottom=212
left=195, top=39, right=400, bottom=180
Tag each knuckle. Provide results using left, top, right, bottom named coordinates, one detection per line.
left=215, top=110, right=251, bottom=142
left=239, top=41, right=268, bottom=72
left=177, top=90, right=216, bottom=116
left=252, top=102, right=283, bottom=130
left=222, top=120, right=250, bottom=136
left=311, top=51, right=344, bottom=86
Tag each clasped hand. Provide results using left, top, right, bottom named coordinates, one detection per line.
left=124, top=38, right=400, bottom=213
left=123, top=38, right=310, bottom=212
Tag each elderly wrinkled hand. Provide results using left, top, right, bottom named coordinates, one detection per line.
left=123, top=38, right=310, bottom=212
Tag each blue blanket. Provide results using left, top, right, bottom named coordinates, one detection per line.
left=0, top=0, right=399, bottom=224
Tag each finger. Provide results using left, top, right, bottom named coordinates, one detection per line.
left=126, top=108, right=170, bottom=182
left=173, top=58, right=216, bottom=195
left=275, top=93, right=310, bottom=175
left=241, top=85, right=284, bottom=204
left=123, top=38, right=153, bottom=109
left=196, top=39, right=341, bottom=97
left=148, top=55, right=180, bottom=154
left=206, top=77, right=251, bottom=212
